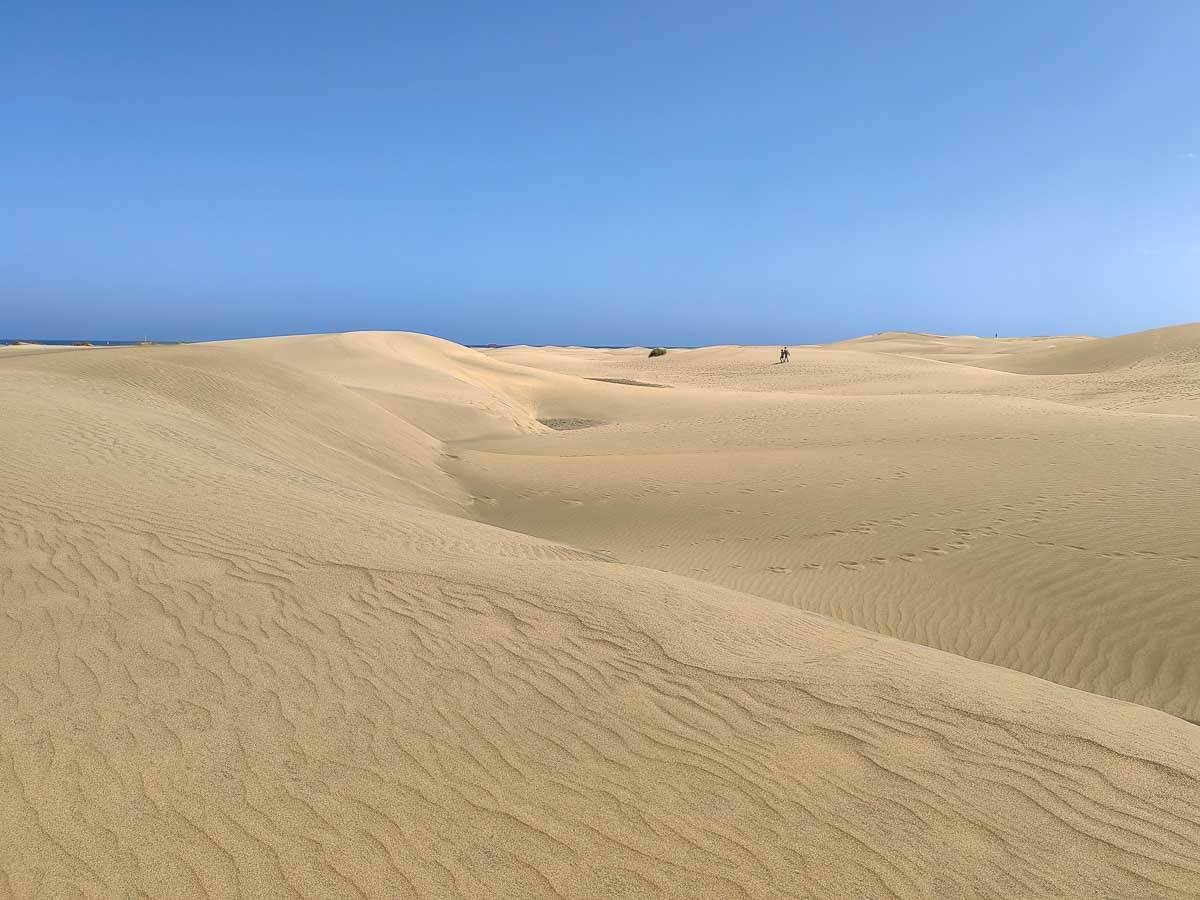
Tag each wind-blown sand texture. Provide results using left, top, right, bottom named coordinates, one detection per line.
left=2, top=327, right=1199, bottom=898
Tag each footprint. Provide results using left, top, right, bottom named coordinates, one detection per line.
left=767, top=566, right=792, bottom=574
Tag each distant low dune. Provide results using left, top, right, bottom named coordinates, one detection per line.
left=974, top=322, right=1200, bottom=374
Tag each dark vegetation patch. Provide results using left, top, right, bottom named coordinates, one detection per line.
left=538, top=417, right=604, bottom=431
left=648, top=347, right=667, bottom=357
left=585, top=377, right=671, bottom=388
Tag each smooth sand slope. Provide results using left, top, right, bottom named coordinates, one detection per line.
left=480, top=328, right=1200, bottom=723
left=2, top=332, right=1199, bottom=898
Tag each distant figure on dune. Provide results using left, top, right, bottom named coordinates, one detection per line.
left=779, top=346, right=790, bottom=363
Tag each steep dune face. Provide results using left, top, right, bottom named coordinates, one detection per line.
left=3, top=344, right=466, bottom=514
left=214, top=331, right=555, bottom=441
left=216, top=332, right=648, bottom=442
left=3, top=336, right=1200, bottom=898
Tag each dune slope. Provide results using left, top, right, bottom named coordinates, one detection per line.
left=2, top=337, right=1200, bottom=898
left=974, top=323, right=1200, bottom=375
left=473, top=330, right=1200, bottom=724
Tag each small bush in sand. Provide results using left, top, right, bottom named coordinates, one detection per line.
left=648, top=347, right=667, bottom=358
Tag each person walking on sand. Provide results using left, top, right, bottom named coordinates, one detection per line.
left=780, top=346, right=790, bottom=363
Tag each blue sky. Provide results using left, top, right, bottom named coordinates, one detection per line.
left=4, top=2, right=1198, bottom=344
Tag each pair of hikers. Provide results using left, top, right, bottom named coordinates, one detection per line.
left=779, top=346, right=790, bottom=363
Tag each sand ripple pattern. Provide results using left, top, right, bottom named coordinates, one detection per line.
left=3, top=503, right=1200, bottom=898
left=2, top=334, right=1200, bottom=898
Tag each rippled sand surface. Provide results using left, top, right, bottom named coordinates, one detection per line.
left=2, top=327, right=1199, bottom=898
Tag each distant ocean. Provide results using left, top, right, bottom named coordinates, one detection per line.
left=1, top=339, right=142, bottom=346
left=4, top=340, right=674, bottom=349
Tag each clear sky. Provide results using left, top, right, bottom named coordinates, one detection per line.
left=4, top=2, right=1199, bottom=344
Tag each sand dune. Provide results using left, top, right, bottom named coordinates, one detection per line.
left=3, top=331, right=1200, bottom=897
left=828, top=331, right=1097, bottom=364
left=476, top=330, right=1200, bottom=723
left=974, top=323, right=1200, bottom=375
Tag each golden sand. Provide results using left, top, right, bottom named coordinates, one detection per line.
left=2, top=327, right=1198, bottom=897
